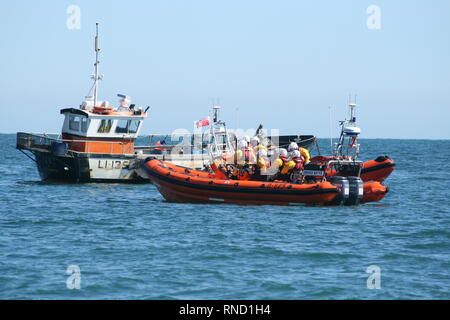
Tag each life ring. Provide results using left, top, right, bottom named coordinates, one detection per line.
left=93, top=106, right=114, bottom=114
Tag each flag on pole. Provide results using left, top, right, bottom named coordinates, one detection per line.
left=196, top=116, right=210, bottom=128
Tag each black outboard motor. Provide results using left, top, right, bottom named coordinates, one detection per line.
left=345, top=176, right=364, bottom=205
left=328, top=176, right=364, bottom=206
left=328, top=176, right=349, bottom=205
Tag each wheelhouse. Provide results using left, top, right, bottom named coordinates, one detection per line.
left=60, top=101, right=147, bottom=154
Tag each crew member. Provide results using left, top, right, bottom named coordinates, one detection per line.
left=268, top=148, right=289, bottom=180
left=235, top=140, right=256, bottom=180
left=249, top=149, right=270, bottom=181
left=250, top=136, right=267, bottom=153
left=279, top=150, right=305, bottom=182
left=287, top=142, right=310, bottom=164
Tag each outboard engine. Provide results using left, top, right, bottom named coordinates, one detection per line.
left=345, top=176, right=364, bottom=205
left=328, top=176, right=349, bottom=205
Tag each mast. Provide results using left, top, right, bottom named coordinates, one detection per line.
left=93, top=23, right=101, bottom=106
left=333, top=96, right=361, bottom=159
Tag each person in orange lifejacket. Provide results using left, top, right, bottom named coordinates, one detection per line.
left=154, top=140, right=167, bottom=155
left=235, top=139, right=256, bottom=180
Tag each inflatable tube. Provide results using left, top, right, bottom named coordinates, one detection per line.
left=362, top=181, right=388, bottom=203
left=310, top=155, right=395, bottom=183
left=142, top=159, right=339, bottom=205
left=360, top=156, right=395, bottom=182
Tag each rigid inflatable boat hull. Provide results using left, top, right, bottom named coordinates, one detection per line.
left=360, top=157, right=395, bottom=182
left=143, top=160, right=339, bottom=205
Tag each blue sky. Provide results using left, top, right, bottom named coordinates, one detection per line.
left=0, top=0, right=449, bottom=139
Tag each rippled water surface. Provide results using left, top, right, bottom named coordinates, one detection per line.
left=1, top=134, right=449, bottom=299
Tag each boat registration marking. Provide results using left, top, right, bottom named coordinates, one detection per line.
left=97, top=160, right=130, bottom=169
left=302, top=170, right=325, bottom=176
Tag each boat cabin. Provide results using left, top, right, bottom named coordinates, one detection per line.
left=60, top=98, right=147, bottom=155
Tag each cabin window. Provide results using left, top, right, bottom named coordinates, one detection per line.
left=69, top=116, right=80, bottom=131
left=115, top=119, right=140, bottom=134
left=129, top=120, right=140, bottom=134
left=98, top=119, right=112, bottom=133
left=115, top=119, right=129, bottom=133
left=81, top=117, right=89, bottom=132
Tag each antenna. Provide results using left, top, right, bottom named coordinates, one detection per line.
left=93, top=23, right=101, bottom=106
left=347, top=94, right=358, bottom=121
left=348, top=94, right=357, bottom=122
left=235, top=106, right=239, bottom=130
left=329, top=106, right=333, bottom=154
left=213, top=105, right=220, bottom=124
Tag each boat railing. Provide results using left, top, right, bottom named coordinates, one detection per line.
left=16, top=132, right=209, bottom=157
left=16, top=132, right=135, bottom=155
left=325, top=159, right=363, bottom=177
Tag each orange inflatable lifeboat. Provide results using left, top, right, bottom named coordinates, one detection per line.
left=141, top=159, right=389, bottom=205
left=142, top=159, right=339, bottom=205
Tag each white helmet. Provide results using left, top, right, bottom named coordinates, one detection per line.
left=288, top=142, right=299, bottom=152
left=278, top=148, right=288, bottom=157
left=290, top=150, right=301, bottom=158
left=250, top=136, right=260, bottom=146
left=243, top=135, right=250, bottom=143
left=238, top=140, right=248, bottom=149
left=257, top=148, right=267, bottom=158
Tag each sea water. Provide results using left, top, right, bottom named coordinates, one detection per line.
left=0, top=134, right=449, bottom=299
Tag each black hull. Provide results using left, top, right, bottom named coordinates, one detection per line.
left=33, top=151, right=147, bottom=184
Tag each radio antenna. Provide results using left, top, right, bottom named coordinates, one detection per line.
left=93, top=23, right=101, bottom=107
left=329, top=106, right=333, bottom=154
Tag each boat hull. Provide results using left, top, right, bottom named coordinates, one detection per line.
left=142, top=159, right=339, bottom=205
left=33, top=150, right=145, bottom=183
left=360, top=156, right=395, bottom=182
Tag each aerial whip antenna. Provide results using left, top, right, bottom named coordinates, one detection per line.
left=93, top=23, right=101, bottom=107
left=329, top=106, right=333, bottom=155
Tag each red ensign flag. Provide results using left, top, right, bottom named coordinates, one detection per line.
left=196, top=117, right=210, bottom=128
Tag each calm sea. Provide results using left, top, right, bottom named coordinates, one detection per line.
left=0, top=134, right=449, bottom=299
